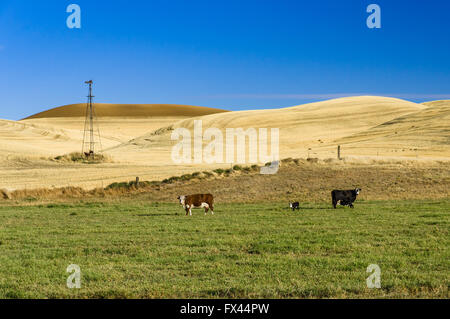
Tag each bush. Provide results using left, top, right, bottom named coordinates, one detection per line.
left=213, top=168, right=225, bottom=175
left=53, top=152, right=111, bottom=164
left=180, top=174, right=193, bottom=181
left=202, top=171, right=213, bottom=177
left=106, top=182, right=132, bottom=190
left=307, top=157, right=319, bottom=163
left=162, top=176, right=180, bottom=184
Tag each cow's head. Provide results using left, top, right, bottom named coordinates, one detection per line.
left=355, top=188, right=361, bottom=195
left=177, top=195, right=186, bottom=206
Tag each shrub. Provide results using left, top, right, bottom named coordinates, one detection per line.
left=53, top=152, right=111, bottom=164
left=162, top=176, right=181, bottom=184
left=242, top=166, right=251, bottom=172
left=180, top=174, right=193, bottom=181
left=202, top=171, right=213, bottom=177
left=213, top=168, right=225, bottom=175
left=106, top=182, right=132, bottom=190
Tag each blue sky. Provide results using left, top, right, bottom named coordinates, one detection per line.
left=0, top=0, right=449, bottom=120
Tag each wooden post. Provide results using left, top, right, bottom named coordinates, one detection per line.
left=135, top=176, right=140, bottom=188
left=338, top=145, right=341, bottom=160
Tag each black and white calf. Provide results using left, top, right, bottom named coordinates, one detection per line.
left=331, top=188, right=361, bottom=208
left=289, top=202, right=300, bottom=211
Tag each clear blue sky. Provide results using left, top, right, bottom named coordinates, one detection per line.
left=0, top=0, right=449, bottom=120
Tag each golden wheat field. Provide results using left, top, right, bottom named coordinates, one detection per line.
left=0, top=96, right=449, bottom=193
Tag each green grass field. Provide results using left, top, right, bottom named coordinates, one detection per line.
left=0, top=199, right=448, bottom=298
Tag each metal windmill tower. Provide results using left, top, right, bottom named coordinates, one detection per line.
left=82, top=80, right=102, bottom=159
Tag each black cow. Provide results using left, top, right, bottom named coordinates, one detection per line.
left=331, top=188, right=361, bottom=208
left=289, top=202, right=300, bottom=211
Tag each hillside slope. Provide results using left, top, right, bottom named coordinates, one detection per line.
left=335, top=100, right=450, bottom=157
left=0, top=119, right=82, bottom=158
left=24, top=103, right=229, bottom=119
left=7, top=159, right=450, bottom=202
left=112, top=96, right=429, bottom=161
left=1, top=96, right=448, bottom=191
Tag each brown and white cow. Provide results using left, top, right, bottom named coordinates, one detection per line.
left=177, top=194, right=214, bottom=216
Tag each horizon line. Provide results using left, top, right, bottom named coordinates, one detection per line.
left=4, top=93, right=449, bottom=121
left=195, top=93, right=450, bottom=101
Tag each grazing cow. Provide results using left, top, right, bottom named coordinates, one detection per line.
left=331, top=188, right=361, bottom=208
left=177, top=194, right=214, bottom=216
left=289, top=202, right=300, bottom=211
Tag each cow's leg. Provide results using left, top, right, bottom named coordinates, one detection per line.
left=332, top=200, right=337, bottom=209
left=350, top=203, right=354, bottom=208
left=185, top=207, right=189, bottom=216
left=201, top=202, right=209, bottom=215
left=210, top=204, right=214, bottom=215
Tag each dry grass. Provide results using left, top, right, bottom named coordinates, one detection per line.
left=1, top=96, right=449, bottom=190
left=51, top=152, right=113, bottom=164
left=2, top=158, right=448, bottom=204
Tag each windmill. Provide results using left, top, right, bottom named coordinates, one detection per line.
left=82, top=80, right=102, bottom=159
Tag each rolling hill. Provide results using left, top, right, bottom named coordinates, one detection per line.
left=334, top=100, right=450, bottom=157
left=113, top=96, right=431, bottom=161
left=23, top=103, right=229, bottom=119
left=1, top=96, right=449, bottom=190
